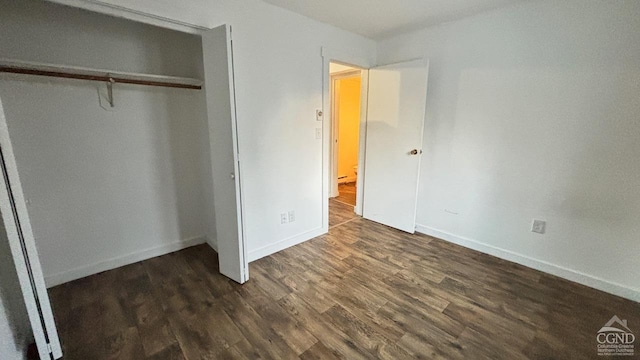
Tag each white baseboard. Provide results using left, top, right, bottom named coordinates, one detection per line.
left=45, top=235, right=207, bottom=287
left=248, top=227, right=326, bottom=262
left=415, top=224, right=640, bottom=303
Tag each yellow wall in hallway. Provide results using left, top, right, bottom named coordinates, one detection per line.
left=337, top=76, right=361, bottom=182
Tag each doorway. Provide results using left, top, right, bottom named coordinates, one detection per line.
left=323, top=52, right=430, bottom=234
left=329, top=62, right=363, bottom=227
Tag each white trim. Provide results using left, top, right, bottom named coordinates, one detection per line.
left=354, top=69, right=369, bottom=216
left=48, top=0, right=209, bottom=34
left=248, top=227, right=325, bottom=262
left=45, top=235, right=207, bottom=287
left=415, top=224, right=640, bottom=302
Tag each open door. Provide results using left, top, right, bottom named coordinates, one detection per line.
left=362, top=59, right=429, bottom=233
left=201, top=25, right=248, bottom=283
left=0, top=99, right=62, bottom=359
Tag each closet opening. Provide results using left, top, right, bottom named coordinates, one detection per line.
left=0, top=1, right=246, bottom=358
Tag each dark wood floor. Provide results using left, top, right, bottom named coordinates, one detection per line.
left=336, top=182, right=357, bottom=206
left=49, top=205, right=640, bottom=359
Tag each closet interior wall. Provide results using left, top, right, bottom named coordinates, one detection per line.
left=0, top=0, right=215, bottom=287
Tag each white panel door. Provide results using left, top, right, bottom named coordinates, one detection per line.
left=362, top=59, right=429, bottom=233
left=0, top=98, right=62, bottom=359
left=202, top=25, right=248, bottom=283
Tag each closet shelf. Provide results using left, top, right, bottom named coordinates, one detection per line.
left=0, top=59, right=203, bottom=90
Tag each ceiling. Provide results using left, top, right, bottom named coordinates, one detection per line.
left=261, top=0, right=523, bottom=40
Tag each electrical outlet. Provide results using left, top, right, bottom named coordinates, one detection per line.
left=315, top=128, right=322, bottom=139
left=288, top=210, right=295, bottom=223
left=531, top=219, right=546, bottom=234
left=280, top=213, right=288, bottom=224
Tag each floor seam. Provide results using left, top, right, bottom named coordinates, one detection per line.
left=331, top=198, right=356, bottom=207
left=329, top=216, right=361, bottom=229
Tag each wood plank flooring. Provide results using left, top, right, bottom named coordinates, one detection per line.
left=336, top=182, right=356, bottom=206
left=329, top=198, right=358, bottom=228
left=49, top=204, right=640, bottom=359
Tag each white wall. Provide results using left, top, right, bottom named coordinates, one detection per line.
left=219, top=1, right=376, bottom=260
left=65, top=0, right=377, bottom=260
left=0, top=217, right=32, bottom=360
left=0, top=0, right=213, bottom=286
left=0, top=0, right=203, bottom=78
left=378, top=0, right=640, bottom=299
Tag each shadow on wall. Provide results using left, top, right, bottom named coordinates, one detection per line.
left=422, top=64, right=640, bottom=288
left=0, top=0, right=204, bottom=79
left=160, top=86, right=215, bottom=244
left=0, top=214, right=33, bottom=357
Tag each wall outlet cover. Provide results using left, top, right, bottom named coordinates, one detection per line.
left=532, top=219, right=546, bottom=234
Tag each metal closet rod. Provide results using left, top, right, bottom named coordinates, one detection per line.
left=0, top=62, right=202, bottom=90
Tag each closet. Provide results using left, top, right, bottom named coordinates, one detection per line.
left=0, top=1, right=246, bottom=358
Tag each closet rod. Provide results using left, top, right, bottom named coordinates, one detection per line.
left=0, top=59, right=202, bottom=90
left=0, top=67, right=201, bottom=90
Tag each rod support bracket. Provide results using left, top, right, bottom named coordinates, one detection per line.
left=106, top=76, right=115, bottom=107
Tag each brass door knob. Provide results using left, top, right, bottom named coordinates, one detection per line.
left=410, top=149, right=419, bottom=155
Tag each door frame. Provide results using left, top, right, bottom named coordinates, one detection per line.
left=321, top=47, right=374, bottom=231
left=330, top=69, right=362, bottom=199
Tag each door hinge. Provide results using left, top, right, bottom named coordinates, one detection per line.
left=47, top=343, right=53, bottom=353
